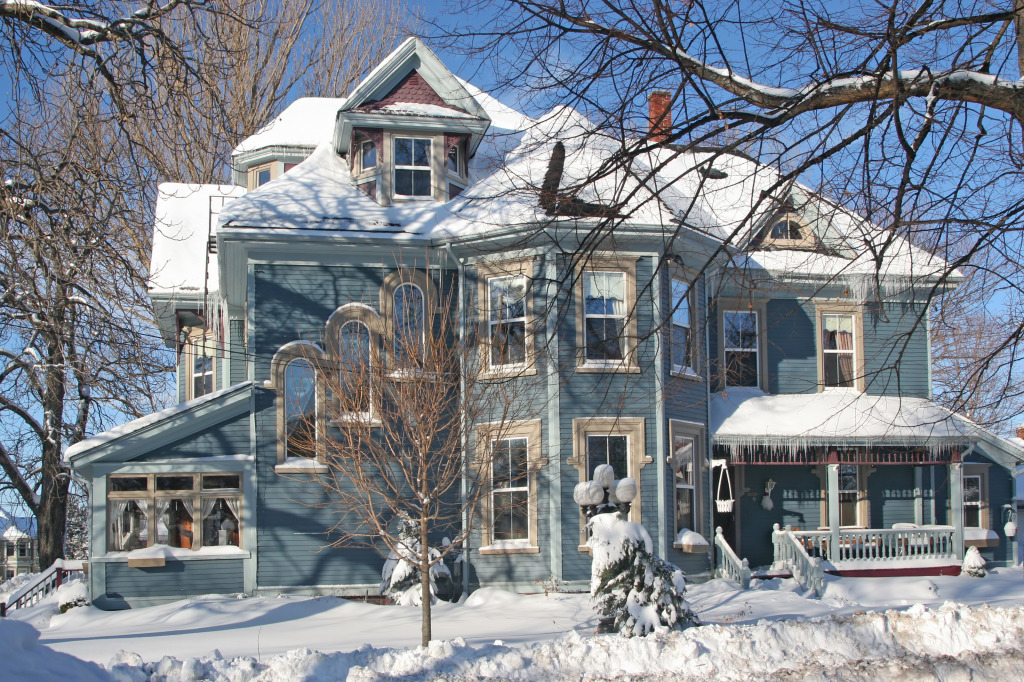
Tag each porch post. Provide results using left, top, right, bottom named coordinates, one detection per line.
left=826, top=463, right=840, bottom=562
left=950, top=462, right=964, bottom=560
left=913, top=466, right=924, bottom=526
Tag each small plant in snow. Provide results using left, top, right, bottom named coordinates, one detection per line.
left=534, top=574, right=567, bottom=596
left=380, top=519, right=451, bottom=606
left=588, top=512, right=699, bottom=637
left=961, top=546, right=987, bottom=578
left=57, top=580, right=90, bottom=614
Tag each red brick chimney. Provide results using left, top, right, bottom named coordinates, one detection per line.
left=648, top=91, right=672, bottom=143
left=1017, top=424, right=1024, bottom=440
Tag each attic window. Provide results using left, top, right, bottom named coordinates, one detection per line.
left=394, top=137, right=432, bottom=197
left=360, top=139, right=377, bottom=170
left=770, top=219, right=802, bottom=241
left=753, top=214, right=816, bottom=249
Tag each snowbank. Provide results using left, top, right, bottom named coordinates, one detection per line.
left=0, top=619, right=110, bottom=682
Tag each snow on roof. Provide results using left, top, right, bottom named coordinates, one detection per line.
left=64, top=382, right=253, bottom=463
left=711, top=387, right=977, bottom=449
left=149, top=183, right=246, bottom=297
left=0, top=509, right=36, bottom=539
left=373, top=102, right=477, bottom=118
left=232, top=97, right=346, bottom=155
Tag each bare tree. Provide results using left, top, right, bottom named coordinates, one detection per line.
left=439, top=0, right=1024, bottom=433
left=285, top=273, right=535, bottom=647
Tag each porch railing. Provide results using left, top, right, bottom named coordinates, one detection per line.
left=771, top=524, right=824, bottom=597
left=714, top=526, right=751, bottom=589
left=791, top=526, right=956, bottom=564
left=1, top=559, right=86, bottom=617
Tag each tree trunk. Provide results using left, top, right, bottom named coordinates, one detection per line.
left=37, top=441, right=70, bottom=569
left=420, top=519, right=432, bottom=647
left=1016, top=0, right=1024, bottom=77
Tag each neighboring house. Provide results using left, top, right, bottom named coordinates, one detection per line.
left=0, top=509, right=39, bottom=579
left=66, top=38, right=1023, bottom=609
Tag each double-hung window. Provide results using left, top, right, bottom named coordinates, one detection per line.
left=491, top=437, right=529, bottom=542
left=394, top=137, right=432, bottom=197
left=185, top=331, right=216, bottom=400
left=723, top=310, right=759, bottom=387
left=584, top=271, right=626, bottom=362
left=821, top=314, right=855, bottom=388
left=963, top=475, right=982, bottom=528
left=838, top=464, right=860, bottom=526
left=670, top=278, right=692, bottom=373
left=488, top=274, right=527, bottom=368
left=672, top=434, right=696, bottom=532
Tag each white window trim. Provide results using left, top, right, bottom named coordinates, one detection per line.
left=474, top=420, right=545, bottom=554
left=669, top=275, right=698, bottom=378
left=814, top=302, right=866, bottom=392
left=184, top=328, right=217, bottom=401
left=669, top=421, right=706, bottom=548
left=575, top=256, right=639, bottom=373
left=392, top=136, right=434, bottom=200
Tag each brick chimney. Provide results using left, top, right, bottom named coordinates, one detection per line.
left=1017, top=424, right=1024, bottom=440
left=648, top=91, right=672, bottom=143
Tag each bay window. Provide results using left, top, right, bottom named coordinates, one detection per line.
left=488, top=274, right=527, bottom=368
left=491, top=437, right=529, bottom=542
left=670, top=278, right=693, bottom=374
left=475, top=420, right=543, bottom=553
left=723, top=310, right=759, bottom=388
left=584, top=271, right=626, bottom=362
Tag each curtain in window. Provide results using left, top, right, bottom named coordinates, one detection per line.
left=584, top=272, right=625, bottom=316
left=822, top=315, right=855, bottom=387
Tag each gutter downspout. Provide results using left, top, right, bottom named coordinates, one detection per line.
left=445, top=242, right=471, bottom=597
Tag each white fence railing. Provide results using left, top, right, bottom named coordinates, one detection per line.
left=790, top=526, right=956, bottom=564
left=771, top=524, right=824, bottom=597
left=714, top=527, right=751, bottom=589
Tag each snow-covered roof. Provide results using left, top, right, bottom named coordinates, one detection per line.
left=149, top=183, right=246, bottom=297
left=0, top=509, right=36, bottom=540
left=710, top=387, right=977, bottom=450
left=232, top=97, right=346, bottom=156
left=64, top=381, right=253, bottom=463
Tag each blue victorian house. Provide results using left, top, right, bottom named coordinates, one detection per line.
left=66, top=38, right=1022, bottom=609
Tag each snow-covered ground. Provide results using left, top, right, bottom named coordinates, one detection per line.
left=6, top=570, right=1024, bottom=680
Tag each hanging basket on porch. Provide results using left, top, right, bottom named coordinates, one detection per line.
left=713, top=460, right=734, bottom=513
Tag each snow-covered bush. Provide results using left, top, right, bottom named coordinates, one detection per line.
left=961, top=546, right=987, bottom=578
left=588, top=512, right=698, bottom=637
left=379, top=519, right=452, bottom=606
left=56, top=580, right=90, bottom=613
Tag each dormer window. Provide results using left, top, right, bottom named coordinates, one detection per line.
left=753, top=213, right=816, bottom=249
left=447, top=143, right=463, bottom=175
left=394, top=137, right=432, bottom=197
left=360, top=139, right=377, bottom=171
left=770, top=219, right=802, bottom=240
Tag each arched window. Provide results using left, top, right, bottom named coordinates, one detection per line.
left=284, top=358, right=317, bottom=459
left=393, top=283, right=425, bottom=365
left=770, top=219, right=802, bottom=241
left=339, top=320, right=372, bottom=415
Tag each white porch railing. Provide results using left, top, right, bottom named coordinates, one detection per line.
left=771, top=524, right=825, bottom=597
left=790, top=526, right=956, bottom=564
left=714, top=526, right=751, bottom=589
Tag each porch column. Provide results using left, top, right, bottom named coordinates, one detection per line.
left=826, top=463, right=840, bottom=562
left=913, top=466, right=924, bottom=526
left=950, top=462, right=964, bottom=560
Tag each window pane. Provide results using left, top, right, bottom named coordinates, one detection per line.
left=964, top=476, right=981, bottom=503
left=156, top=475, right=194, bottom=491
left=491, top=320, right=526, bottom=365
left=202, top=497, right=240, bottom=547
left=411, top=169, right=431, bottom=196
left=361, top=141, right=376, bottom=168
left=285, top=359, right=316, bottom=458
left=585, top=317, right=624, bottom=360
left=671, top=280, right=690, bottom=327
left=584, top=272, right=625, bottom=315
left=725, top=350, right=758, bottom=387
left=394, top=138, right=412, bottom=165
left=447, top=145, right=460, bottom=173
left=203, top=474, right=241, bottom=490
left=839, top=464, right=858, bottom=493
left=724, top=311, right=757, bottom=350
left=256, top=168, right=271, bottom=186
left=964, top=506, right=981, bottom=528
left=672, top=436, right=694, bottom=486
left=587, top=435, right=628, bottom=479
left=394, top=284, right=425, bottom=364
left=822, top=314, right=855, bottom=388
left=492, top=490, right=528, bottom=541
left=156, top=499, right=194, bottom=549
left=413, top=139, right=431, bottom=166
left=675, top=486, right=694, bottom=531
left=110, top=477, right=148, bottom=492
left=489, top=276, right=526, bottom=322
left=109, top=500, right=149, bottom=551
left=492, top=437, right=528, bottom=489
left=395, top=169, right=413, bottom=195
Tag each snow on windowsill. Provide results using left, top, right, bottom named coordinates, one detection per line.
left=99, top=544, right=249, bottom=563
left=478, top=541, right=539, bottom=555
left=670, top=367, right=702, bottom=382
left=274, top=459, right=329, bottom=473
left=577, top=359, right=639, bottom=374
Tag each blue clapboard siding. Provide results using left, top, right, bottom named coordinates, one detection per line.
left=765, top=299, right=817, bottom=395
left=230, top=318, right=247, bottom=385
left=105, top=559, right=244, bottom=599
left=867, top=466, right=917, bottom=528
left=132, top=411, right=251, bottom=461
left=737, top=466, right=824, bottom=567
left=966, top=449, right=1015, bottom=565
left=864, top=302, right=930, bottom=397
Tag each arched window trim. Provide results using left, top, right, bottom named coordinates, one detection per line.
left=379, top=269, right=438, bottom=371
left=325, top=303, right=382, bottom=424
left=755, top=212, right=817, bottom=249
left=269, top=341, right=327, bottom=467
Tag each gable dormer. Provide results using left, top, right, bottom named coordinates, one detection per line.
left=334, top=38, right=490, bottom=205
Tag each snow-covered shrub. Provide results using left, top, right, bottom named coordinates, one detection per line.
left=961, top=546, right=987, bottom=578
left=380, top=519, right=452, bottom=606
left=56, top=580, right=90, bottom=613
left=588, top=512, right=699, bottom=637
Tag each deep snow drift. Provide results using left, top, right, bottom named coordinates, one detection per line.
left=7, top=570, right=1024, bottom=681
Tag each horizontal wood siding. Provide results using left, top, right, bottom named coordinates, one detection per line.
left=765, top=299, right=817, bottom=394
left=867, top=466, right=916, bottom=528
left=864, top=302, right=929, bottom=397
left=134, top=411, right=251, bottom=461
left=737, top=465, right=823, bottom=567
left=664, top=274, right=708, bottom=425
left=230, top=318, right=247, bottom=385
left=105, top=559, right=243, bottom=598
